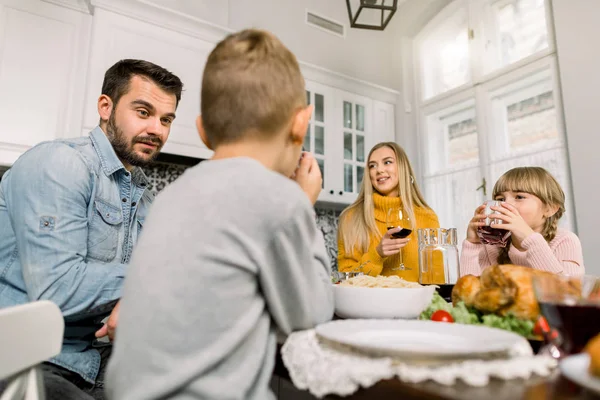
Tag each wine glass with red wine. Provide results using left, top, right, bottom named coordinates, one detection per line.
left=386, top=208, right=412, bottom=271
left=533, top=274, right=600, bottom=357
left=476, top=200, right=511, bottom=246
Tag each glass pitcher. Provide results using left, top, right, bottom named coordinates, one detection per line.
left=417, top=228, right=460, bottom=287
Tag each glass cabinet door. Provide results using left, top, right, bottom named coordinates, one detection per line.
left=305, top=87, right=329, bottom=189
left=304, top=81, right=379, bottom=205
left=339, top=92, right=372, bottom=197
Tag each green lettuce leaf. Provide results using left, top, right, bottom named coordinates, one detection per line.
left=449, top=301, right=480, bottom=325
left=419, top=291, right=452, bottom=320
left=419, top=291, right=534, bottom=337
left=481, top=314, right=534, bottom=337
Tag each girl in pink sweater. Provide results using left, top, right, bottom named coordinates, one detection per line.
left=460, top=167, right=584, bottom=277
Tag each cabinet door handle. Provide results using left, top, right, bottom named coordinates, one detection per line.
left=338, top=191, right=343, bottom=195
left=329, top=190, right=334, bottom=195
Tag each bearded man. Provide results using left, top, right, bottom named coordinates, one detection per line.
left=0, top=59, right=183, bottom=400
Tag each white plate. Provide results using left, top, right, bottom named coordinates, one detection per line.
left=560, top=353, right=600, bottom=394
left=315, top=319, right=526, bottom=360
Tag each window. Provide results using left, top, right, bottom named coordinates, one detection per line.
left=415, top=0, right=573, bottom=243
left=481, top=0, right=550, bottom=73
left=424, top=97, right=478, bottom=175
left=418, top=2, right=470, bottom=100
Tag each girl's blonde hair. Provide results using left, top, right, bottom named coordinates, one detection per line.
left=338, top=142, right=430, bottom=255
left=493, top=166, right=565, bottom=264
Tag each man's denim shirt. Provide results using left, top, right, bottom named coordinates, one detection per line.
left=0, top=127, right=153, bottom=383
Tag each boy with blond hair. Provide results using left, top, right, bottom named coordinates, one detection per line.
left=105, top=29, right=334, bottom=400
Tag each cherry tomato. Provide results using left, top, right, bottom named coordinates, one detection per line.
left=431, top=310, right=454, bottom=323
left=533, top=316, right=550, bottom=336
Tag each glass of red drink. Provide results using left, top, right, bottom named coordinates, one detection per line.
left=386, top=208, right=412, bottom=271
left=476, top=200, right=511, bottom=247
left=533, top=274, right=600, bottom=356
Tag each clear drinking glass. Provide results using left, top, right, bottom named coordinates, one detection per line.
left=476, top=200, right=512, bottom=246
left=532, top=274, right=600, bottom=356
left=386, top=208, right=412, bottom=271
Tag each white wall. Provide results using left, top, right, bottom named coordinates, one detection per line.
left=138, top=0, right=406, bottom=88
left=552, top=0, right=599, bottom=275
left=142, top=0, right=229, bottom=27
left=228, top=0, right=397, bottom=89
left=111, top=0, right=452, bottom=93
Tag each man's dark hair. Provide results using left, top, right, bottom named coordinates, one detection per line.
left=101, top=59, right=183, bottom=107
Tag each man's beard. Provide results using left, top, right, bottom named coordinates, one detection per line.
left=106, top=113, right=163, bottom=168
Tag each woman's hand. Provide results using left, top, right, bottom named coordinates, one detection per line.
left=489, top=203, right=535, bottom=249
left=376, top=228, right=410, bottom=258
left=466, top=204, right=486, bottom=244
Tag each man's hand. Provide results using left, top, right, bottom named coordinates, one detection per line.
left=292, top=152, right=322, bottom=204
left=95, top=300, right=120, bottom=341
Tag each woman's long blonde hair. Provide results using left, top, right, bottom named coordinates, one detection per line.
left=493, top=167, right=565, bottom=264
left=338, top=142, right=431, bottom=255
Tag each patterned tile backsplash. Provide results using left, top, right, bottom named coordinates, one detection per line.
left=143, top=163, right=190, bottom=192
left=142, top=162, right=341, bottom=270
left=315, top=207, right=341, bottom=271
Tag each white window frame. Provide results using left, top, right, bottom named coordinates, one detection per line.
left=474, top=55, right=566, bottom=175
left=421, top=89, right=478, bottom=177
left=415, top=0, right=471, bottom=103
left=412, top=0, right=575, bottom=233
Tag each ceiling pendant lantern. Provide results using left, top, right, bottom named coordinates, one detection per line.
left=346, top=0, right=398, bottom=31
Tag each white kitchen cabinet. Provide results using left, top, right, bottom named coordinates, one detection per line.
left=0, top=0, right=91, bottom=166
left=304, top=81, right=336, bottom=204
left=372, top=99, right=396, bottom=145
left=305, top=80, right=395, bottom=206
left=331, top=89, right=373, bottom=203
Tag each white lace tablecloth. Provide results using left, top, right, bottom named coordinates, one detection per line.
left=281, top=328, right=557, bottom=398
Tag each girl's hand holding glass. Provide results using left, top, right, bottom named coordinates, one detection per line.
left=466, top=204, right=487, bottom=244
left=488, top=202, right=535, bottom=249
left=475, top=201, right=512, bottom=247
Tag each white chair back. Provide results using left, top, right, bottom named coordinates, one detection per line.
left=0, top=301, right=64, bottom=400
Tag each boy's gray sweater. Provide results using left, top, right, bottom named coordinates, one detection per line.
left=106, top=157, right=334, bottom=400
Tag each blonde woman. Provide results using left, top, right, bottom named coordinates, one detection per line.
left=337, top=142, right=441, bottom=281
left=461, top=167, right=584, bottom=276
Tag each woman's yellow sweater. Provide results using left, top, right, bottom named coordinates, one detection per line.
left=337, top=193, right=441, bottom=282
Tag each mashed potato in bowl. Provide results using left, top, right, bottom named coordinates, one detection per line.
left=338, top=275, right=424, bottom=288
left=333, top=276, right=435, bottom=319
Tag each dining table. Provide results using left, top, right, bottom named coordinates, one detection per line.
left=271, top=344, right=600, bottom=400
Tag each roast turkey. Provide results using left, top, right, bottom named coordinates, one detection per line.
left=451, top=264, right=578, bottom=321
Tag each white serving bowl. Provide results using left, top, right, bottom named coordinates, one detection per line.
left=332, top=284, right=436, bottom=319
